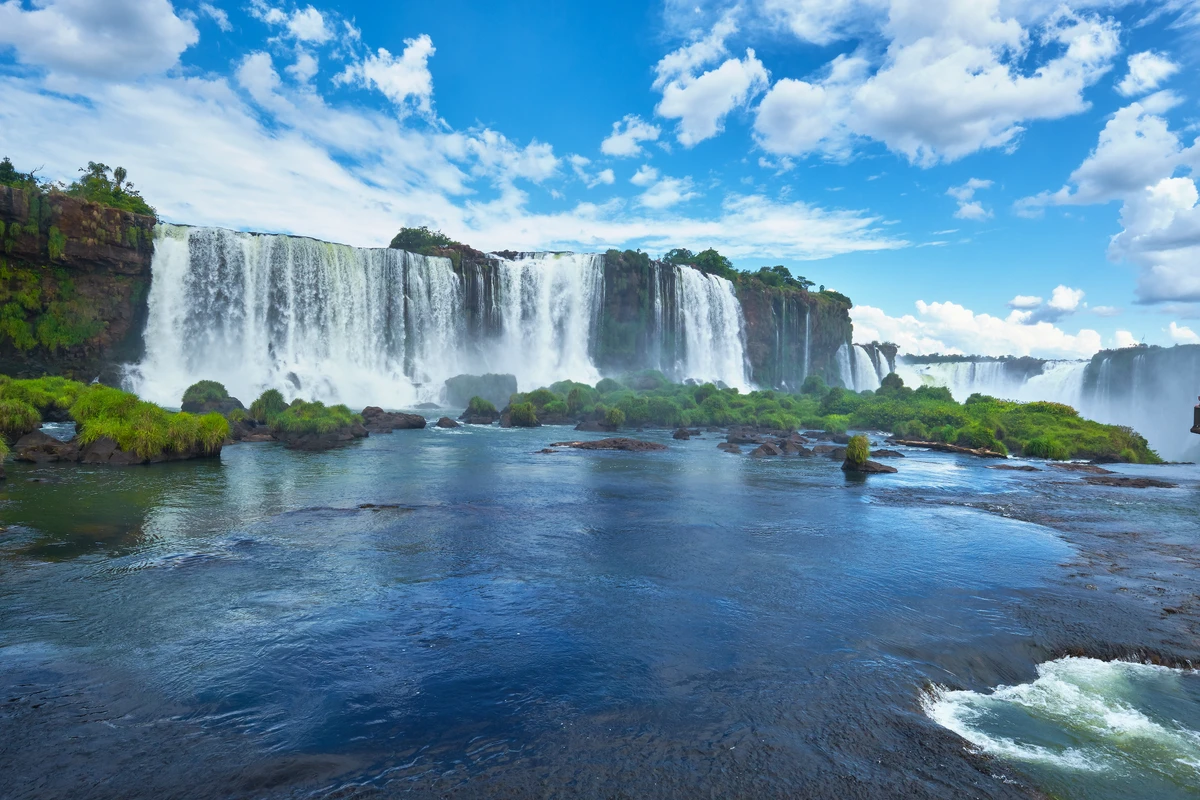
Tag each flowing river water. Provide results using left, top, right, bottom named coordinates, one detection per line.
left=1, top=425, right=1198, bottom=799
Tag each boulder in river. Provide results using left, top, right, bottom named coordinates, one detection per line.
left=717, top=442, right=741, bottom=454
left=1083, top=476, right=1177, bottom=488
left=673, top=428, right=692, bottom=440
left=750, top=442, right=784, bottom=458
left=79, top=435, right=222, bottom=464
left=841, top=459, right=898, bottom=474
left=273, top=424, right=368, bottom=451
left=870, top=449, right=905, bottom=459
left=361, top=407, right=426, bottom=433
left=435, top=417, right=459, bottom=429
left=987, top=464, right=1041, bottom=472
left=549, top=438, right=668, bottom=452
left=14, top=430, right=80, bottom=463
left=1051, top=463, right=1114, bottom=475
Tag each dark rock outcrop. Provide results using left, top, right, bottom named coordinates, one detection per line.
left=870, top=449, right=905, bottom=458
left=549, top=437, right=668, bottom=452
left=888, top=439, right=1007, bottom=458
left=361, top=407, right=425, bottom=432
left=274, top=423, right=368, bottom=451
left=13, top=430, right=80, bottom=462
left=435, top=416, right=459, bottom=429
left=181, top=396, right=244, bottom=415
left=1083, top=476, right=1177, bottom=488
left=227, top=418, right=275, bottom=443
left=842, top=459, right=898, bottom=474
left=574, top=420, right=613, bottom=433
left=78, top=436, right=222, bottom=464
left=750, top=442, right=784, bottom=458
left=988, top=464, right=1041, bottom=472
left=717, top=442, right=741, bottom=453
left=672, top=428, right=692, bottom=440
left=1051, top=463, right=1114, bottom=475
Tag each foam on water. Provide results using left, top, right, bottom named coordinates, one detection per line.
left=925, top=657, right=1200, bottom=799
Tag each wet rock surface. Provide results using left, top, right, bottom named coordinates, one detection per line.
left=361, top=407, right=426, bottom=433
left=841, top=459, right=899, bottom=474
left=549, top=437, right=668, bottom=452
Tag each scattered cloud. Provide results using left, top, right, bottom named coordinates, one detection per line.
left=1168, top=320, right=1200, bottom=343
left=1113, top=330, right=1139, bottom=348
left=852, top=299, right=1103, bottom=359
left=947, top=178, right=993, bottom=220
left=286, top=5, right=330, bottom=42
left=336, top=35, right=436, bottom=116
left=753, top=2, right=1121, bottom=166
left=1092, top=305, right=1121, bottom=317
left=600, top=115, right=661, bottom=157
left=1008, top=294, right=1044, bottom=310
left=1007, top=285, right=1086, bottom=324
left=630, top=164, right=659, bottom=187
left=1116, top=51, right=1179, bottom=97
left=199, top=2, right=232, bottom=32
left=638, top=175, right=698, bottom=209
left=0, top=0, right=199, bottom=80
left=653, top=12, right=769, bottom=147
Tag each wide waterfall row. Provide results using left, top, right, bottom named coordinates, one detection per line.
left=127, top=226, right=750, bottom=407
left=836, top=343, right=894, bottom=392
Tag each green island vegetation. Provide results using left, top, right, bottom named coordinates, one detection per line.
left=254, top=392, right=362, bottom=436
left=1, top=157, right=156, bottom=354
left=0, top=375, right=228, bottom=459
left=508, top=401, right=538, bottom=427
left=660, top=246, right=850, bottom=303
left=466, top=396, right=498, bottom=417
left=181, top=380, right=231, bottom=407
left=248, top=388, right=288, bottom=425
left=501, top=369, right=1159, bottom=463
left=845, top=434, right=870, bottom=465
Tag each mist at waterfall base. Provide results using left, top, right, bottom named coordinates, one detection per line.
left=4, top=426, right=1198, bottom=799
left=837, top=343, right=1200, bottom=462
left=126, top=226, right=751, bottom=408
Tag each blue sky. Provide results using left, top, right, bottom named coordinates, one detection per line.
left=1, top=0, right=1199, bottom=358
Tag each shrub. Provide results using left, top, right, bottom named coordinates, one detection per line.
left=389, top=226, right=457, bottom=252
left=896, top=419, right=929, bottom=440
left=227, top=407, right=247, bottom=423
left=604, top=407, right=626, bottom=428
left=0, top=398, right=39, bottom=439
left=566, top=386, right=584, bottom=415
left=955, top=424, right=1004, bottom=453
left=879, top=373, right=904, bottom=392
left=800, top=374, right=828, bottom=395
left=595, top=377, right=624, bottom=395
left=249, top=389, right=287, bottom=424
left=1021, top=435, right=1070, bottom=461
left=466, top=396, right=497, bottom=416
left=846, top=434, right=869, bottom=465
left=616, top=395, right=650, bottom=425
left=647, top=396, right=682, bottom=426
left=693, top=382, right=719, bottom=404
left=525, top=388, right=560, bottom=409
left=270, top=400, right=362, bottom=435
left=509, top=402, right=538, bottom=427
left=1024, top=401, right=1079, bottom=418
left=181, top=380, right=229, bottom=407
left=0, top=376, right=85, bottom=412
left=822, top=415, right=849, bottom=435
left=542, top=400, right=568, bottom=416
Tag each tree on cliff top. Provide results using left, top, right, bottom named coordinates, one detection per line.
left=65, top=162, right=156, bottom=216
left=0, top=157, right=39, bottom=190
left=390, top=226, right=458, bottom=253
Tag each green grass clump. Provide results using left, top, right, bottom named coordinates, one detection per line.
left=0, top=375, right=86, bottom=413
left=604, top=407, right=625, bottom=428
left=227, top=407, right=247, bottom=423
left=249, top=389, right=287, bottom=424
left=508, top=402, right=537, bottom=427
left=466, top=396, right=497, bottom=416
left=0, top=397, right=40, bottom=439
left=70, top=384, right=228, bottom=459
left=181, top=380, right=230, bottom=407
left=270, top=400, right=362, bottom=436
left=846, top=435, right=869, bottom=465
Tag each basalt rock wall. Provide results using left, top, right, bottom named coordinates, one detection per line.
left=0, top=186, right=154, bottom=381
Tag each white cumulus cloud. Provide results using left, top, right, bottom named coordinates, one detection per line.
left=336, top=34, right=436, bottom=116
left=947, top=178, right=993, bottom=220
left=1117, top=51, right=1179, bottom=97
left=600, top=115, right=661, bottom=157
left=1168, top=321, right=1200, bottom=343
left=0, top=0, right=198, bottom=80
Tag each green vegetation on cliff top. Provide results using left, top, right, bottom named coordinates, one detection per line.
left=2, top=157, right=156, bottom=217
left=501, top=369, right=1158, bottom=463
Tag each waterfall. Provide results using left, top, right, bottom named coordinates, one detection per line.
left=891, top=348, right=1200, bottom=460
left=127, top=226, right=763, bottom=408
left=672, top=266, right=750, bottom=389
left=802, top=305, right=811, bottom=384
left=490, top=252, right=605, bottom=389
left=129, top=225, right=464, bottom=408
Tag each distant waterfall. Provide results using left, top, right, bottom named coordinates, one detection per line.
left=128, top=226, right=754, bottom=407
left=891, top=348, right=1200, bottom=460
left=836, top=343, right=890, bottom=391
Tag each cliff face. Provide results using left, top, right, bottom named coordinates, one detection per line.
left=736, top=282, right=852, bottom=389
left=590, top=250, right=853, bottom=389
left=0, top=186, right=154, bottom=381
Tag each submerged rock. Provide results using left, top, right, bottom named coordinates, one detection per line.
left=274, top=424, right=368, bottom=451
left=888, top=439, right=1006, bottom=458
left=435, top=417, right=460, bottom=429
left=549, top=438, right=668, bottom=452
left=988, top=464, right=1041, bottom=472
left=672, top=428, right=692, bottom=440
left=361, top=407, right=426, bottom=433
left=79, top=436, right=222, bottom=464
left=841, top=459, right=898, bottom=474
left=1083, top=476, right=1177, bottom=488
left=574, top=420, right=613, bottom=433
left=1051, top=463, right=1114, bottom=475
left=870, top=449, right=905, bottom=459
left=14, top=430, right=80, bottom=463
left=750, top=442, right=784, bottom=458
left=717, top=442, right=741, bottom=453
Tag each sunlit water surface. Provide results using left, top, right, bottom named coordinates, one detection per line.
left=1, top=425, right=1197, bottom=799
